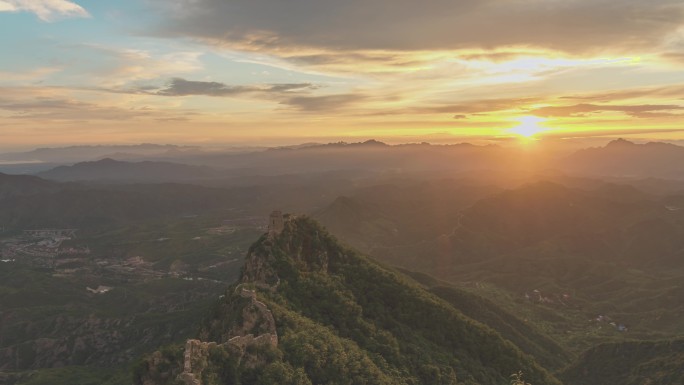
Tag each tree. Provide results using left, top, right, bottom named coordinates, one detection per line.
left=511, top=371, right=532, bottom=385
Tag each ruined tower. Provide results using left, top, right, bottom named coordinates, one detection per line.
left=268, top=210, right=284, bottom=236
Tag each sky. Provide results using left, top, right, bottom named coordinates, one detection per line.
left=1, top=0, right=684, bottom=149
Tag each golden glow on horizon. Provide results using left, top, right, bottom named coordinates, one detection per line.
left=509, top=116, right=548, bottom=138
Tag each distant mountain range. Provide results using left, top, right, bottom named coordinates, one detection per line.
left=319, top=179, right=683, bottom=271
left=14, top=138, right=684, bottom=184
left=25, top=140, right=533, bottom=183
left=0, top=144, right=205, bottom=163
left=561, top=138, right=684, bottom=179
left=0, top=172, right=61, bottom=199
left=36, top=158, right=221, bottom=183
left=0, top=167, right=248, bottom=229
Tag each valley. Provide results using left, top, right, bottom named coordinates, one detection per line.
left=1, top=139, right=684, bottom=384
left=0, top=213, right=263, bottom=384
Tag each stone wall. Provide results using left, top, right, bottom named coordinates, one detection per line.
left=178, top=288, right=278, bottom=385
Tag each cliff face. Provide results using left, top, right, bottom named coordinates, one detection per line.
left=240, top=241, right=280, bottom=288
left=136, top=215, right=561, bottom=385
left=136, top=229, right=287, bottom=385
left=137, top=284, right=279, bottom=385
left=242, top=216, right=333, bottom=285
left=196, top=286, right=278, bottom=346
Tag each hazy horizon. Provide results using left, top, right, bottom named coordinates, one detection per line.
left=3, top=135, right=684, bottom=154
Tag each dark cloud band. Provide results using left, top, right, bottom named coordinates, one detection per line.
left=152, top=0, right=684, bottom=54
left=157, top=78, right=316, bottom=97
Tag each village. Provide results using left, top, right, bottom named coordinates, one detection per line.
left=0, top=229, right=84, bottom=268
left=0, top=229, right=163, bottom=282
left=524, top=288, right=630, bottom=334
left=0, top=215, right=266, bottom=295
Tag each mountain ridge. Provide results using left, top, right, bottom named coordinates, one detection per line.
left=36, top=158, right=220, bottom=183
left=561, top=139, right=684, bottom=179
left=136, top=214, right=561, bottom=385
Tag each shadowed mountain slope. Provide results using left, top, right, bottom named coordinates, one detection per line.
left=560, top=339, right=684, bottom=385
left=561, top=139, right=684, bottom=179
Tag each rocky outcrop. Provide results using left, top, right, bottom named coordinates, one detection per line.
left=241, top=239, right=281, bottom=289
left=242, top=215, right=335, bottom=284
left=179, top=340, right=213, bottom=385
left=177, top=284, right=279, bottom=384
left=140, top=215, right=311, bottom=385
left=234, top=287, right=278, bottom=344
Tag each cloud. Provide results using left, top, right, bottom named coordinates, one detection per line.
left=662, top=52, right=684, bottom=64
left=419, top=98, right=538, bottom=115
left=0, top=67, right=62, bottom=83
left=353, top=93, right=684, bottom=121
left=367, top=97, right=538, bottom=117
left=156, top=78, right=317, bottom=97
left=541, top=127, right=684, bottom=139
left=0, top=98, right=89, bottom=111
left=286, top=52, right=403, bottom=67
left=0, top=0, right=89, bottom=21
left=0, top=91, right=193, bottom=122
left=455, top=50, right=549, bottom=63
left=151, top=0, right=684, bottom=55
left=8, top=42, right=207, bottom=90
left=281, top=94, right=367, bottom=112
left=279, top=51, right=437, bottom=74
left=530, top=103, right=684, bottom=118
left=61, top=45, right=204, bottom=88
left=0, top=97, right=150, bottom=121
left=560, top=84, right=684, bottom=103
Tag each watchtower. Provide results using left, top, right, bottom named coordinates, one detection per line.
left=268, top=210, right=284, bottom=236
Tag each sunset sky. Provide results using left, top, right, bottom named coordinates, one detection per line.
left=2, top=0, right=684, bottom=149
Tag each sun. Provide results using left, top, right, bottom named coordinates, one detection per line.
left=509, top=116, right=548, bottom=138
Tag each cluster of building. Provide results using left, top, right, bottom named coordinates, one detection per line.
left=524, top=289, right=574, bottom=306
left=0, top=228, right=79, bottom=268
left=594, top=314, right=628, bottom=332
left=2, top=212, right=278, bottom=283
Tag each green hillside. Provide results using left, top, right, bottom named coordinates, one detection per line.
left=136, top=216, right=560, bottom=385
left=560, top=339, right=684, bottom=385
left=399, top=269, right=572, bottom=371
left=314, top=181, right=684, bottom=383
